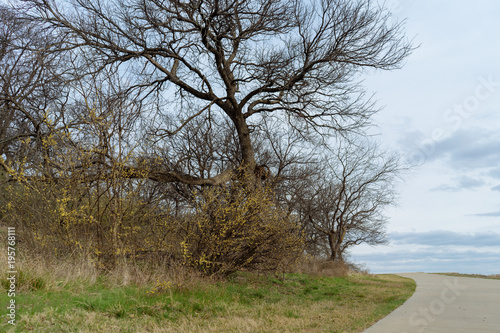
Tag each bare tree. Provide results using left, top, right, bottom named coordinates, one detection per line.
left=301, top=138, right=404, bottom=261
left=18, top=0, right=412, bottom=186
left=0, top=5, right=73, bottom=181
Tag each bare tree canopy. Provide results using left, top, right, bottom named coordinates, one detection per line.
left=298, top=138, right=405, bottom=261
left=14, top=0, right=412, bottom=185
left=0, top=4, right=72, bottom=180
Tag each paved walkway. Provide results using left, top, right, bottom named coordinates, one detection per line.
left=363, top=273, right=500, bottom=333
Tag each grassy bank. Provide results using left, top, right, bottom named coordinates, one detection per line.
left=1, top=264, right=415, bottom=333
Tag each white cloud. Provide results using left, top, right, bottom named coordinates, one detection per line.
left=428, top=129, right=500, bottom=169
left=390, top=230, right=500, bottom=247
left=489, top=169, right=500, bottom=179
left=431, top=175, right=486, bottom=192
left=471, top=211, right=500, bottom=217
left=350, top=230, right=500, bottom=274
left=352, top=247, right=500, bottom=275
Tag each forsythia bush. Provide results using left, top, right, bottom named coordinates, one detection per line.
left=181, top=182, right=304, bottom=276
left=0, top=170, right=304, bottom=275
left=0, top=178, right=177, bottom=268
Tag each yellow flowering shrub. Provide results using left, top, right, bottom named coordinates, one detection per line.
left=0, top=176, right=178, bottom=269
left=180, top=181, right=304, bottom=276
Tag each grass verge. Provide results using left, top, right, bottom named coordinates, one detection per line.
left=1, top=268, right=415, bottom=333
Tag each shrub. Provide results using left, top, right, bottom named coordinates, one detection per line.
left=180, top=182, right=304, bottom=276
left=0, top=177, right=179, bottom=269
left=1, top=170, right=304, bottom=276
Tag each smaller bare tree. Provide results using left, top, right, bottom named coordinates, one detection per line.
left=302, top=138, right=404, bottom=261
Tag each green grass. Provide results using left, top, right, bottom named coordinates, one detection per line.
left=0, top=271, right=415, bottom=333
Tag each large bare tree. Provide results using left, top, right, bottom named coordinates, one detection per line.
left=17, top=0, right=412, bottom=185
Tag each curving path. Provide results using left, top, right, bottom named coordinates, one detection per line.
left=363, top=273, right=500, bottom=333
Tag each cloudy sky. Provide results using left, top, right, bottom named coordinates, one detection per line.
left=349, top=0, right=500, bottom=274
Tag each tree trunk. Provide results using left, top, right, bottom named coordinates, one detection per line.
left=233, top=112, right=256, bottom=179
left=328, top=231, right=345, bottom=262
left=328, top=233, right=339, bottom=261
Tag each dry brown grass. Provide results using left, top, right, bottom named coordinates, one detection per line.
left=294, top=256, right=368, bottom=277
left=0, top=232, right=208, bottom=295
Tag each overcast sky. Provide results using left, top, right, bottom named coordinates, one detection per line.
left=349, top=0, right=500, bottom=274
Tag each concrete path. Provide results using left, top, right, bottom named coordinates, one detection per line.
left=363, top=273, right=500, bottom=333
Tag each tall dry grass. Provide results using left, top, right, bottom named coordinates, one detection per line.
left=0, top=227, right=212, bottom=295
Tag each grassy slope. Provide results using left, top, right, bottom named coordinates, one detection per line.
left=1, top=272, right=415, bottom=333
